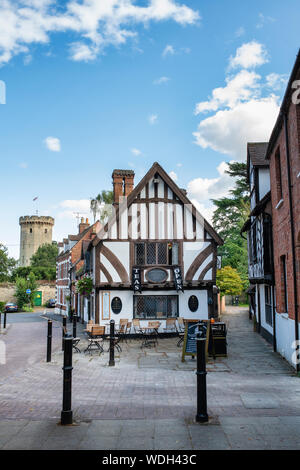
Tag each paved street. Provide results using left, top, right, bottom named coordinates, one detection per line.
left=0, top=307, right=299, bottom=450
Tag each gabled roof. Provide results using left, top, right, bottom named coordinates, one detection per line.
left=57, top=221, right=100, bottom=260
left=247, top=142, right=269, bottom=167
left=93, top=161, right=223, bottom=246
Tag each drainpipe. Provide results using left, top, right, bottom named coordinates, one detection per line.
left=284, top=113, right=299, bottom=373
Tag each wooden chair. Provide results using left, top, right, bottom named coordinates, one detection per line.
left=177, top=318, right=185, bottom=347
left=163, top=318, right=178, bottom=333
left=84, top=320, right=94, bottom=334
left=141, top=321, right=161, bottom=348
left=132, top=319, right=142, bottom=334
left=84, top=325, right=105, bottom=354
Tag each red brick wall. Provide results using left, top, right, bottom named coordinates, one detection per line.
left=269, top=102, right=300, bottom=321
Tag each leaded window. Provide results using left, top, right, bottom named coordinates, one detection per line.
left=135, top=243, right=145, bottom=265
left=133, top=295, right=178, bottom=319
left=134, top=242, right=179, bottom=266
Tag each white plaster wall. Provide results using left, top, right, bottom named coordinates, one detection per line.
left=100, top=254, right=121, bottom=282
left=184, top=204, right=194, bottom=240
left=183, top=241, right=210, bottom=277
left=103, top=242, right=130, bottom=274
left=97, top=289, right=208, bottom=332
left=258, top=168, right=270, bottom=201
left=275, top=313, right=300, bottom=368
left=259, top=284, right=273, bottom=336
left=149, top=203, right=155, bottom=239
left=140, top=204, right=147, bottom=239
left=176, top=205, right=183, bottom=239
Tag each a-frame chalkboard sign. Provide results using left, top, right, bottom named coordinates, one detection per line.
left=181, top=319, right=210, bottom=362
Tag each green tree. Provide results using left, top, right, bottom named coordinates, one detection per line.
left=211, top=161, right=250, bottom=290
left=0, top=244, right=17, bottom=281
left=15, top=272, right=38, bottom=309
left=90, top=190, right=114, bottom=224
left=216, top=266, right=243, bottom=298
left=30, top=243, right=58, bottom=268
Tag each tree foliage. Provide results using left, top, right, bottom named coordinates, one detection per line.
left=90, top=190, right=114, bottom=224
left=216, top=266, right=243, bottom=297
left=11, top=266, right=56, bottom=281
left=15, top=272, right=38, bottom=309
left=0, top=244, right=17, bottom=281
left=30, top=243, right=58, bottom=268
left=211, top=161, right=249, bottom=290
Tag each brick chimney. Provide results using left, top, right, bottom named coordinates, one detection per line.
left=112, top=169, right=135, bottom=204
left=79, top=217, right=89, bottom=234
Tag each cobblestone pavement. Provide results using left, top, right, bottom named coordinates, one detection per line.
left=0, top=307, right=299, bottom=449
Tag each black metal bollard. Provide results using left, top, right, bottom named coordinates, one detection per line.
left=47, top=320, right=52, bottom=363
left=61, top=334, right=73, bottom=425
left=3, top=312, right=6, bottom=330
left=109, top=320, right=115, bottom=367
left=195, top=333, right=209, bottom=423
left=62, top=316, right=67, bottom=351
left=73, top=315, right=77, bottom=339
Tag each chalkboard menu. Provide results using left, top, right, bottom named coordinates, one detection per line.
left=181, top=320, right=210, bottom=362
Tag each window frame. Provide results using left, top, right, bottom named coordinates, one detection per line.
left=133, top=294, right=179, bottom=320
left=134, top=241, right=179, bottom=267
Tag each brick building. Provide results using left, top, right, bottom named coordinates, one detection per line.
left=55, top=218, right=100, bottom=316
left=265, top=50, right=300, bottom=370
left=243, top=50, right=300, bottom=370
left=242, top=143, right=275, bottom=346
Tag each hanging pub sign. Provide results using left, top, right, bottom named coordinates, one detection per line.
left=173, top=266, right=184, bottom=292
left=132, top=267, right=142, bottom=293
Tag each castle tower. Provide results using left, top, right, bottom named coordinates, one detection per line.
left=19, top=215, right=55, bottom=266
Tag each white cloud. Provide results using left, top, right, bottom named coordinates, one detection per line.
left=265, top=73, right=288, bottom=91
left=256, top=13, right=276, bottom=29
left=0, top=0, right=200, bottom=65
left=58, top=199, right=90, bottom=219
left=176, top=162, right=182, bottom=167
left=169, top=171, right=178, bottom=181
left=18, top=162, right=28, bottom=168
left=229, top=41, right=268, bottom=69
left=194, top=96, right=279, bottom=159
left=235, top=26, right=245, bottom=38
left=44, top=136, right=61, bottom=152
left=148, top=113, right=158, bottom=125
left=162, top=44, right=175, bottom=57
left=131, top=147, right=142, bottom=156
left=153, top=76, right=170, bottom=85
left=187, top=161, right=234, bottom=201
left=195, top=69, right=261, bottom=114
left=193, top=42, right=280, bottom=160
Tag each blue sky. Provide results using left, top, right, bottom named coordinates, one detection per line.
left=0, top=0, right=299, bottom=259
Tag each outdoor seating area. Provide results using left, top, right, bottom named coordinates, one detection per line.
left=70, top=317, right=188, bottom=354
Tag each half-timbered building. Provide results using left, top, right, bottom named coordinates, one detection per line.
left=88, top=162, right=223, bottom=328
left=241, top=143, right=275, bottom=346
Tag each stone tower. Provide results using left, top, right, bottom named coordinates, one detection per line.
left=19, top=215, right=55, bottom=266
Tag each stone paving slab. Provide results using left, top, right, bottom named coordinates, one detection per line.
left=0, top=416, right=299, bottom=450
left=0, top=307, right=300, bottom=449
